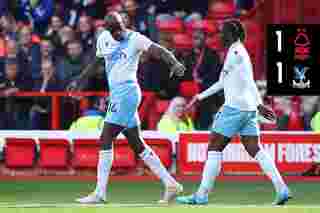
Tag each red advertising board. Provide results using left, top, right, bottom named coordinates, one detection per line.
left=178, top=132, right=320, bottom=175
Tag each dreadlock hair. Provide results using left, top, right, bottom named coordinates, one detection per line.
left=224, top=19, right=246, bottom=42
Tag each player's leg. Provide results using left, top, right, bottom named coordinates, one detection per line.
left=76, top=122, right=124, bottom=203
left=123, top=125, right=183, bottom=203
left=177, top=106, right=240, bottom=205
left=240, top=111, right=290, bottom=205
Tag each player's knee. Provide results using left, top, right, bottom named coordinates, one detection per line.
left=241, top=136, right=260, bottom=158
left=123, top=128, right=145, bottom=155
left=100, top=123, right=124, bottom=150
left=208, top=133, right=230, bottom=152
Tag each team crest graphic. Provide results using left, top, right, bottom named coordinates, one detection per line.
left=293, top=65, right=310, bottom=89
left=294, top=28, right=311, bottom=61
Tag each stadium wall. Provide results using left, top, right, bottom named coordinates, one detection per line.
left=0, top=131, right=319, bottom=181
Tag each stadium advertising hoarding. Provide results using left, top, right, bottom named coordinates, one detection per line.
left=178, top=132, right=320, bottom=175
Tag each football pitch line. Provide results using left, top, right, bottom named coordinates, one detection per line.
left=0, top=203, right=320, bottom=209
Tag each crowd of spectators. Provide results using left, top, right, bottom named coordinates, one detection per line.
left=0, top=0, right=318, bottom=132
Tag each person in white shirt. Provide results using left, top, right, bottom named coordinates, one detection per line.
left=70, top=12, right=185, bottom=204
left=176, top=20, right=291, bottom=205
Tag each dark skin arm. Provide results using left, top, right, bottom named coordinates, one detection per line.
left=67, top=57, right=103, bottom=91
left=146, top=43, right=185, bottom=77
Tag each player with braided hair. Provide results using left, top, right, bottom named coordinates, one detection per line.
left=176, top=20, right=291, bottom=205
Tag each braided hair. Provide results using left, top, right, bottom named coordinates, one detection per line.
left=224, top=19, right=246, bottom=42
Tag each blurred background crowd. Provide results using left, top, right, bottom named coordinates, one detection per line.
left=0, top=0, right=319, bottom=133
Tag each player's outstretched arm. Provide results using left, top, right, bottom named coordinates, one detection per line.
left=147, top=43, right=186, bottom=77
left=67, top=57, right=103, bottom=91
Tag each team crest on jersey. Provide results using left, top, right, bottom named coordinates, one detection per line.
left=106, top=50, right=128, bottom=61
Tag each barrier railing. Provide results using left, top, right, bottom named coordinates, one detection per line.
left=13, top=92, right=107, bottom=130
left=12, top=91, right=156, bottom=130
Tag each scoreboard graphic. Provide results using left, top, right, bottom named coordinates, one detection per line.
left=267, top=24, right=320, bottom=95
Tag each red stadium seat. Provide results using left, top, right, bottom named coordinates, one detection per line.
left=206, top=35, right=224, bottom=51
left=5, top=138, right=36, bottom=168
left=138, top=91, right=156, bottom=124
left=112, top=139, right=136, bottom=169
left=179, top=81, right=200, bottom=98
left=39, top=139, right=70, bottom=169
left=156, top=18, right=184, bottom=33
left=73, top=139, right=136, bottom=169
left=173, top=34, right=193, bottom=50
left=156, top=100, right=170, bottom=114
left=288, top=97, right=304, bottom=130
left=72, top=139, right=100, bottom=169
left=208, top=1, right=236, bottom=19
left=186, top=20, right=218, bottom=34
left=145, top=139, right=172, bottom=168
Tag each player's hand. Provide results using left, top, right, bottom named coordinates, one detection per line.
left=170, top=62, right=185, bottom=78
left=184, top=95, right=200, bottom=112
left=66, top=80, right=79, bottom=92
left=258, top=104, right=277, bottom=123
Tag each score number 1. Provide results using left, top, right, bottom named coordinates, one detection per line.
left=276, top=30, right=283, bottom=84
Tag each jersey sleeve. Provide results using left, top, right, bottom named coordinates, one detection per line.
left=134, top=33, right=153, bottom=52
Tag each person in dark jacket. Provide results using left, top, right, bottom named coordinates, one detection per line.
left=29, top=59, right=62, bottom=129
left=191, top=30, right=224, bottom=130
left=0, top=58, right=31, bottom=129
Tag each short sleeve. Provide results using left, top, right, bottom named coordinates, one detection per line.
left=134, top=33, right=153, bottom=52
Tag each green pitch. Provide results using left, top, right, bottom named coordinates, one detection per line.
left=0, top=180, right=319, bottom=213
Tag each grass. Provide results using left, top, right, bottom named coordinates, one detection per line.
left=0, top=180, right=319, bottom=212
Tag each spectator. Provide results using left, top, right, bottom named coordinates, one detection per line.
left=69, top=96, right=105, bottom=132
left=45, top=15, right=64, bottom=54
left=123, top=0, right=148, bottom=35
left=157, top=96, right=194, bottom=134
left=235, top=0, right=255, bottom=16
left=77, top=15, right=94, bottom=52
left=141, top=32, right=180, bottom=98
left=59, top=25, right=76, bottom=45
left=0, top=58, right=31, bottom=129
left=39, top=38, right=56, bottom=62
left=17, top=25, right=41, bottom=81
left=30, top=60, right=62, bottom=129
left=0, top=13, right=18, bottom=40
left=17, top=0, right=54, bottom=35
left=191, top=30, right=224, bottom=130
left=56, top=39, right=89, bottom=88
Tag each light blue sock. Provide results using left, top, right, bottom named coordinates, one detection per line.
left=197, top=151, right=222, bottom=196
left=255, top=149, right=287, bottom=194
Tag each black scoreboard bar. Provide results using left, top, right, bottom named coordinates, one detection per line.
left=266, top=24, right=320, bottom=96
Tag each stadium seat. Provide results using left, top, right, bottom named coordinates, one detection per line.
left=156, top=18, right=184, bottom=33
left=173, top=34, right=193, bottom=50
left=179, top=81, right=200, bottom=98
left=208, top=1, right=236, bottom=20
left=288, top=97, right=304, bottom=130
left=156, top=100, right=170, bottom=114
left=72, top=139, right=100, bottom=169
left=112, top=139, right=136, bottom=169
left=39, top=139, right=70, bottom=169
left=5, top=138, right=36, bottom=168
left=147, top=100, right=170, bottom=130
left=138, top=91, right=156, bottom=125
left=186, top=20, right=218, bottom=34
left=206, top=34, right=224, bottom=51
left=145, top=139, right=172, bottom=168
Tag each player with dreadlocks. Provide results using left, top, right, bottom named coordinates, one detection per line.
left=176, top=20, right=291, bottom=205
